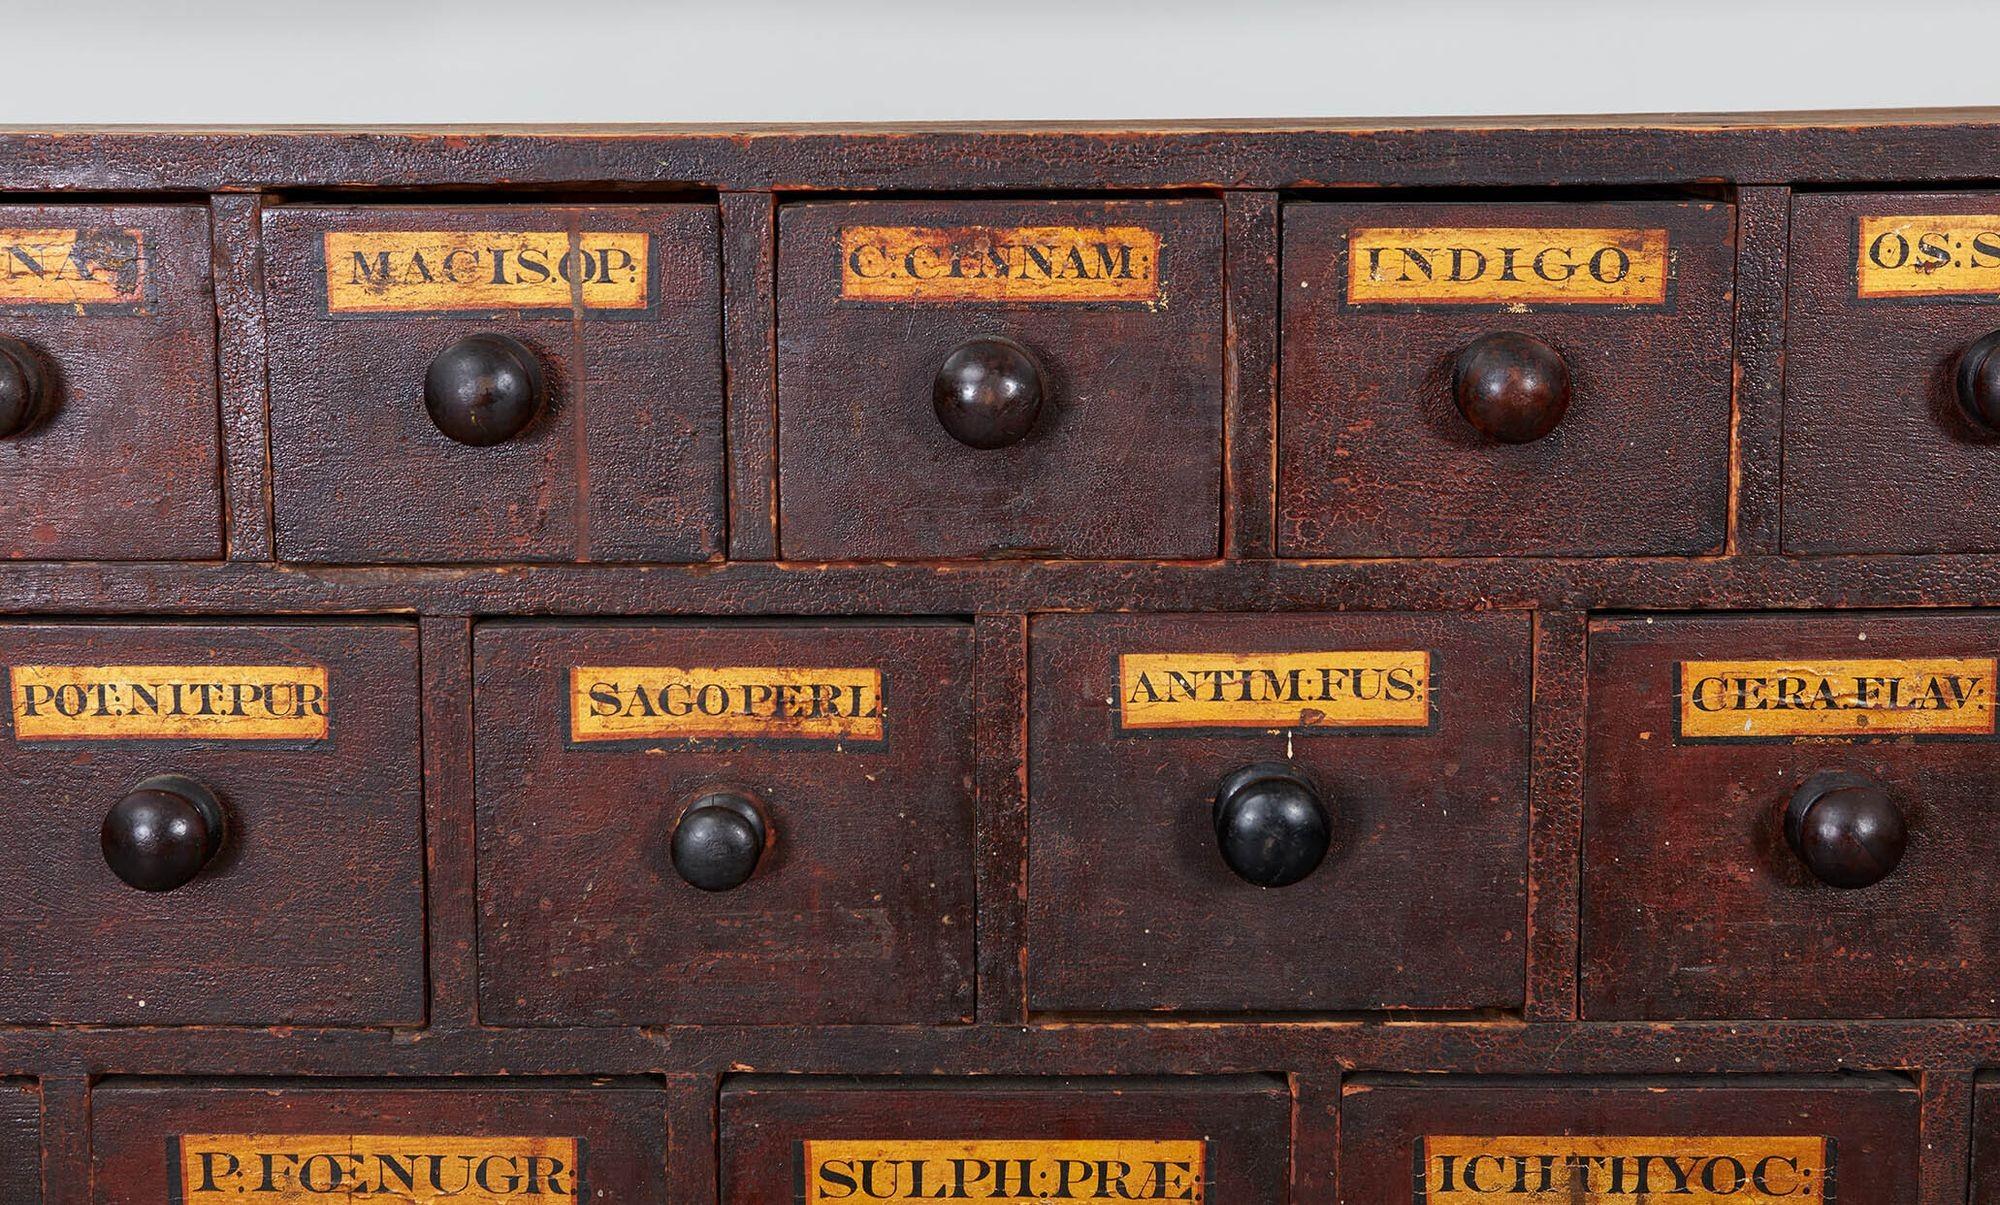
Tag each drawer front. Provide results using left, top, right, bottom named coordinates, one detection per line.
left=1340, top=1076, right=1918, bottom=1205
left=1786, top=193, right=2000, bottom=552
left=263, top=205, right=725, bottom=563
left=0, top=622, right=423, bottom=1024
left=92, top=1082, right=667, bottom=1205
left=776, top=199, right=1223, bottom=559
left=1584, top=612, right=2000, bottom=1019
left=1279, top=200, right=1734, bottom=555
left=1028, top=612, right=1531, bottom=1012
left=0, top=1081, right=35, bottom=1205
left=0, top=206, right=219, bottom=559
left=721, top=1076, right=1288, bottom=1204
left=474, top=622, right=975, bottom=1024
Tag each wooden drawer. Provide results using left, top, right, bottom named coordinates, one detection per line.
left=91, top=1080, right=668, bottom=1205
left=1279, top=200, right=1734, bottom=555
left=0, top=207, right=219, bottom=559
left=474, top=621, right=975, bottom=1024
left=776, top=199, right=1224, bottom=559
left=0, top=1081, right=35, bottom=1205
left=1339, top=1075, right=1919, bottom=1205
left=0, top=622, right=423, bottom=1025
left=1584, top=612, right=2000, bottom=1019
left=263, top=204, right=725, bottom=563
left=1786, top=193, right=2000, bottom=552
left=1027, top=612, right=1531, bottom=1012
left=720, top=1076, right=1289, bottom=1204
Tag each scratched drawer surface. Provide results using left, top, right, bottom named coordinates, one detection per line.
left=0, top=207, right=220, bottom=559
left=0, top=622, right=423, bottom=1025
left=474, top=621, right=975, bottom=1025
left=1279, top=200, right=1734, bottom=556
left=720, top=1076, right=1289, bottom=1205
left=262, top=204, right=725, bottom=564
left=1338, top=1075, right=1919, bottom=1205
left=1584, top=612, right=2000, bottom=1019
left=90, top=1081, right=668, bottom=1205
left=1027, top=611, right=1531, bottom=1013
left=776, top=198, right=1224, bottom=559
left=0, top=1081, right=35, bottom=1205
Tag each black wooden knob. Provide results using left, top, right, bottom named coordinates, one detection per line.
left=1784, top=770, right=1906, bottom=889
left=100, top=774, right=227, bottom=893
left=1212, top=761, right=1332, bottom=888
left=424, top=333, right=546, bottom=446
left=0, top=334, right=52, bottom=438
left=932, top=336, right=1046, bottom=449
left=1452, top=331, right=1572, bottom=443
left=1956, top=330, right=2000, bottom=432
left=671, top=791, right=768, bottom=892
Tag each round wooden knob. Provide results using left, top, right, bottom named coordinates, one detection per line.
left=671, top=790, right=768, bottom=892
left=1212, top=761, right=1332, bottom=888
left=1452, top=331, right=1572, bottom=444
left=1784, top=770, right=1906, bottom=889
left=0, top=334, right=53, bottom=438
left=932, top=336, right=1046, bottom=449
left=1956, top=330, right=2000, bottom=432
left=100, top=774, right=227, bottom=893
left=424, top=333, right=546, bottom=446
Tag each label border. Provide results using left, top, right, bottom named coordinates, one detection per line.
left=1338, top=225, right=1679, bottom=313
left=1670, top=656, right=2000, bottom=745
left=1110, top=649, right=1442, bottom=739
left=312, top=229, right=660, bottom=321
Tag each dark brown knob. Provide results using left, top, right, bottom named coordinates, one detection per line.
left=671, top=790, right=767, bottom=892
left=0, top=334, right=53, bottom=438
left=1784, top=770, right=1906, bottom=889
left=1212, top=761, right=1332, bottom=888
left=100, top=774, right=227, bottom=893
left=932, top=335, right=1045, bottom=449
left=1956, top=330, right=2000, bottom=432
left=424, top=333, right=546, bottom=446
left=1452, top=331, right=1572, bottom=444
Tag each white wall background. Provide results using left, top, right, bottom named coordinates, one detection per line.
left=0, top=0, right=1996, bottom=124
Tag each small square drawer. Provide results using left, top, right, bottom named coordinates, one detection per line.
left=1279, top=200, right=1734, bottom=556
left=1787, top=194, right=2000, bottom=552
left=91, top=1080, right=668, bottom=1205
left=0, top=207, right=219, bottom=558
left=1339, top=1075, right=1918, bottom=1205
left=1584, top=612, right=2000, bottom=1019
left=1028, top=612, right=1530, bottom=1012
left=263, top=205, right=725, bottom=563
left=777, top=199, right=1224, bottom=559
left=721, top=1076, right=1288, bottom=1204
left=474, top=621, right=975, bottom=1024
left=0, top=622, right=423, bottom=1024
left=0, top=1081, right=35, bottom=1205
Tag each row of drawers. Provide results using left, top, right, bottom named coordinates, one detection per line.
left=4, top=193, right=2000, bottom=561
left=0, top=1074, right=1959, bottom=1203
left=5, top=610, right=1997, bottom=1025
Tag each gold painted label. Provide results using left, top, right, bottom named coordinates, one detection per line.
left=172, top=1134, right=580, bottom=1204
left=802, top=1139, right=1206, bottom=1204
left=1678, top=657, right=1997, bottom=740
left=0, top=227, right=145, bottom=305
left=9, top=665, right=329, bottom=741
left=1416, top=1135, right=1830, bottom=1203
left=1857, top=214, right=2000, bottom=297
left=570, top=666, right=883, bottom=743
left=1118, top=650, right=1431, bottom=731
left=839, top=225, right=1162, bottom=302
left=1345, top=226, right=1670, bottom=305
left=322, top=230, right=649, bottom=313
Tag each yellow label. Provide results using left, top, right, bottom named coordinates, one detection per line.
left=1857, top=214, right=2000, bottom=297
left=802, top=1139, right=1205, bottom=1204
left=840, top=225, right=1162, bottom=302
left=1118, top=650, right=1431, bottom=731
left=570, top=666, right=883, bottom=742
left=322, top=230, right=649, bottom=313
left=1678, top=656, right=1997, bottom=740
left=173, top=1134, right=580, bottom=1204
left=9, top=665, right=329, bottom=741
left=1345, top=226, right=1669, bottom=305
left=0, top=227, right=144, bottom=305
left=1418, top=1135, right=1829, bottom=1203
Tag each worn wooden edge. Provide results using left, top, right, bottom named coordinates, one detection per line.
left=1292, top=1072, right=1339, bottom=1204
left=1923, top=1069, right=1977, bottom=1205
left=38, top=1078, right=85, bottom=1205
left=973, top=615, right=1028, bottom=1025
left=419, top=616, right=478, bottom=1029
left=720, top=191, right=777, bottom=560
left=209, top=193, right=273, bottom=562
left=665, top=1071, right=716, bottom=1205
left=1731, top=186, right=1791, bottom=555
left=1524, top=612, right=1586, bottom=1022
left=1223, top=192, right=1279, bottom=559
